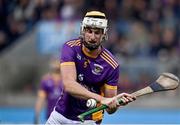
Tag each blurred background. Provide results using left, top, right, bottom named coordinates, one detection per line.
left=0, top=0, right=179, bottom=124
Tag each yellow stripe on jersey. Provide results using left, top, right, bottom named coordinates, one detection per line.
left=60, top=62, right=75, bottom=66
left=67, top=42, right=74, bottom=46
left=66, top=40, right=75, bottom=45
left=100, top=86, right=105, bottom=97
left=66, top=39, right=80, bottom=44
left=66, top=40, right=81, bottom=47
left=73, top=41, right=81, bottom=47
left=66, top=41, right=75, bottom=46
left=103, top=51, right=118, bottom=66
left=104, top=84, right=117, bottom=90
left=69, top=40, right=80, bottom=47
left=101, top=52, right=118, bottom=68
left=76, top=41, right=81, bottom=46
left=100, top=54, right=117, bottom=69
left=100, top=53, right=118, bottom=69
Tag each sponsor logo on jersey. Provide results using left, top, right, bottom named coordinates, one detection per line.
left=77, top=53, right=81, bottom=60
left=78, top=74, right=84, bottom=81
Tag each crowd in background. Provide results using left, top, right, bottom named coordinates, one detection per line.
left=0, top=0, right=179, bottom=57
left=0, top=0, right=179, bottom=92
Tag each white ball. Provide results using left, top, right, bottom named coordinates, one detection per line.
left=86, top=99, right=97, bottom=108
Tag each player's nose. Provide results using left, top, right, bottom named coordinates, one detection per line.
left=90, top=32, right=96, bottom=40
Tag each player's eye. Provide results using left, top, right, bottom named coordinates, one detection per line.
left=94, top=31, right=101, bottom=35
left=85, top=28, right=92, bottom=33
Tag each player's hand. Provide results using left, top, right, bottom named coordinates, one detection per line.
left=100, top=97, right=120, bottom=114
left=100, top=97, right=119, bottom=109
left=115, top=93, right=136, bottom=106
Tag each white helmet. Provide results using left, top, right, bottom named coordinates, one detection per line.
left=80, top=11, right=108, bottom=50
left=81, top=11, right=108, bottom=34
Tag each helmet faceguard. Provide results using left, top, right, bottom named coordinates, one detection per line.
left=80, top=11, right=108, bottom=50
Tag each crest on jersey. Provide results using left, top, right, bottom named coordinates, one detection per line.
left=92, top=64, right=104, bottom=75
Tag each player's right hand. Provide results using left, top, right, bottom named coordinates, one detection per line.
left=115, top=93, right=136, bottom=106
left=100, top=97, right=119, bottom=109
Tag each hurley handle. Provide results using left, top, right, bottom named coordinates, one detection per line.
left=78, top=99, right=124, bottom=122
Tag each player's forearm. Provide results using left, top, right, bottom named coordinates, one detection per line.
left=35, top=99, right=43, bottom=116
left=104, top=88, right=118, bottom=114
left=63, top=80, right=103, bottom=102
left=35, top=93, right=46, bottom=117
left=34, top=99, right=43, bottom=123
